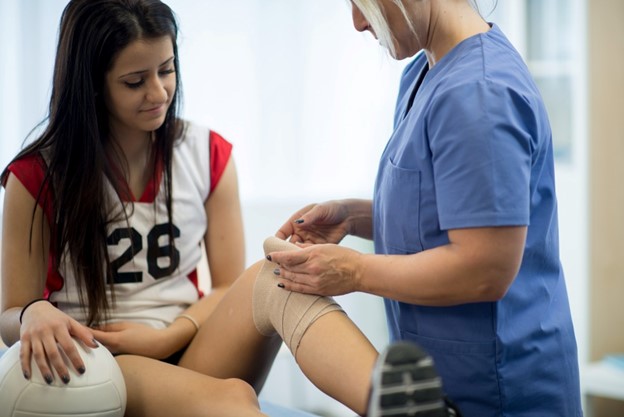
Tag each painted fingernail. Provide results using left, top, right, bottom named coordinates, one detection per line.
left=266, top=254, right=272, bottom=262
left=78, top=366, right=86, bottom=374
left=294, top=219, right=304, bottom=224
left=62, top=375, right=70, bottom=384
left=273, top=268, right=280, bottom=275
left=44, top=374, right=53, bottom=385
left=277, top=283, right=285, bottom=288
left=23, top=371, right=30, bottom=380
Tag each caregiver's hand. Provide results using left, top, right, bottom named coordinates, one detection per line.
left=268, top=243, right=364, bottom=296
left=276, top=199, right=371, bottom=244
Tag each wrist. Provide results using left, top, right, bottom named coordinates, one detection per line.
left=168, top=314, right=199, bottom=348
left=19, top=299, right=51, bottom=324
left=354, top=253, right=375, bottom=294
left=175, top=314, right=199, bottom=333
left=344, top=199, right=373, bottom=238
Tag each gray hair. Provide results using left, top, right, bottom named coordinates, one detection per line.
left=351, top=0, right=495, bottom=57
left=351, top=0, right=412, bottom=57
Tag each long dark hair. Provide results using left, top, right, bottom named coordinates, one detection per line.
left=0, top=0, right=183, bottom=325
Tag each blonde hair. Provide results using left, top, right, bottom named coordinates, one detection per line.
left=350, top=0, right=488, bottom=57
left=351, top=0, right=413, bottom=57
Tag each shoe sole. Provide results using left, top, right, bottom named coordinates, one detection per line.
left=368, top=342, right=449, bottom=417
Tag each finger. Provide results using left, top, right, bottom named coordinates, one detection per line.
left=274, top=267, right=300, bottom=283
left=89, top=329, right=110, bottom=344
left=30, top=339, right=55, bottom=384
left=93, top=322, right=128, bottom=332
left=275, top=222, right=294, bottom=240
left=90, top=330, right=118, bottom=354
left=295, top=204, right=325, bottom=226
left=269, top=249, right=308, bottom=267
left=276, top=213, right=304, bottom=240
left=19, top=339, right=33, bottom=380
left=42, top=335, right=71, bottom=384
left=275, top=268, right=320, bottom=290
left=57, top=334, right=86, bottom=377
left=277, top=204, right=318, bottom=239
left=71, top=321, right=99, bottom=349
left=276, top=278, right=316, bottom=294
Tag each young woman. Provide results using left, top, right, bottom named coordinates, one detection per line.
left=0, top=1, right=458, bottom=416
left=270, top=1, right=583, bottom=416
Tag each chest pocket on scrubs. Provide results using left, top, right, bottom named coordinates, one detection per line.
left=376, top=157, right=423, bottom=254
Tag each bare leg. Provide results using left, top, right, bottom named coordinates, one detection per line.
left=179, top=260, right=377, bottom=415
left=179, top=262, right=283, bottom=391
left=116, top=355, right=268, bottom=417
left=295, top=312, right=377, bottom=415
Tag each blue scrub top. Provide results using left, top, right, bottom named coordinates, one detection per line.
left=373, top=25, right=582, bottom=417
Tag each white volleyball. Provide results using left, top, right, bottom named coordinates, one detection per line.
left=0, top=338, right=126, bottom=417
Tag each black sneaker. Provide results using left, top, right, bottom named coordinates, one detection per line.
left=367, top=341, right=457, bottom=417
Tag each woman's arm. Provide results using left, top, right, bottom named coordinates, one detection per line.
left=355, top=226, right=526, bottom=304
left=196, top=157, right=245, bottom=321
left=1, top=173, right=96, bottom=382
left=270, top=225, right=526, bottom=305
left=0, top=174, right=49, bottom=345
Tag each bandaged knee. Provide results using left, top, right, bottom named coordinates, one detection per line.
left=252, top=236, right=345, bottom=358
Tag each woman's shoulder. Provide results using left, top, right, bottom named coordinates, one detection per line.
left=2, top=152, right=53, bottom=216
left=3, top=152, right=47, bottom=188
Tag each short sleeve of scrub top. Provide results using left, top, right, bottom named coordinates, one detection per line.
left=427, top=81, right=534, bottom=230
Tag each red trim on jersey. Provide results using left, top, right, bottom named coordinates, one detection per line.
left=186, top=269, right=204, bottom=298
left=209, top=130, right=233, bottom=194
left=6, top=154, right=54, bottom=222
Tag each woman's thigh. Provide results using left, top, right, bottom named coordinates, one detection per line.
left=179, top=262, right=282, bottom=391
left=115, top=354, right=267, bottom=417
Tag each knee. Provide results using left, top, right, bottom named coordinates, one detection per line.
left=220, top=378, right=260, bottom=406
left=192, top=377, right=261, bottom=415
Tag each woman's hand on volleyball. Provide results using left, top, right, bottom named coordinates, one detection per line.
left=19, top=302, right=97, bottom=384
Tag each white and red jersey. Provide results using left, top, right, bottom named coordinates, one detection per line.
left=6, top=122, right=232, bottom=328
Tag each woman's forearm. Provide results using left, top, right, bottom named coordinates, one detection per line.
left=0, top=307, right=23, bottom=346
left=355, top=226, right=525, bottom=305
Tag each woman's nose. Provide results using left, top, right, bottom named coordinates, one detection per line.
left=351, top=3, right=369, bottom=33
left=146, top=76, right=168, bottom=103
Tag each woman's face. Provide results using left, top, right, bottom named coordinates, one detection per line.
left=351, top=0, right=426, bottom=60
left=103, top=36, right=176, bottom=138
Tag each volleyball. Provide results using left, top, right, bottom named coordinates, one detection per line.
left=0, top=338, right=126, bottom=417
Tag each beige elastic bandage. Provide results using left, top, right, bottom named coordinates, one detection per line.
left=252, top=236, right=344, bottom=358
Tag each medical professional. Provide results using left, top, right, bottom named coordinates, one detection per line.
left=271, top=1, right=583, bottom=416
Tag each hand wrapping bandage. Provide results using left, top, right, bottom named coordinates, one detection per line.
left=252, top=236, right=344, bottom=358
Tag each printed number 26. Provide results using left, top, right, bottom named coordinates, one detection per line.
left=107, top=224, right=181, bottom=283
